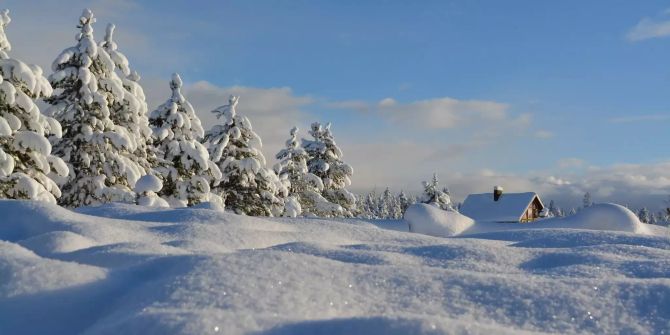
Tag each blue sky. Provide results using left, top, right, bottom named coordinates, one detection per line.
left=5, top=0, right=670, bottom=209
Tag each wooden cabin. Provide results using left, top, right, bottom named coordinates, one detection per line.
left=459, top=186, right=545, bottom=223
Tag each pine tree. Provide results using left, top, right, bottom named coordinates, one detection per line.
left=637, top=207, right=650, bottom=224
left=363, top=191, right=376, bottom=219
left=149, top=73, right=222, bottom=207
left=583, top=192, right=593, bottom=208
left=398, top=190, right=411, bottom=215
left=420, top=173, right=454, bottom=210
left=274, top=126, right=340, bottom=217
left=99, top=23, right=154, bottom=173
left=0, top=9, right=69, bottom=203
left=46, top=9, right=143, bottom=207
left=204, top=95, right=286, bottom=216
left=548, top=200, right=563, bottom=217
left=568, top=208, right=577, bottom=216
left=303, top=122, right=356, bottom=216
left=379, top=187, right=392, bottom=218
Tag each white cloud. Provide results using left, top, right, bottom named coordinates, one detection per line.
left=444, top=161, right=670, bottom=211
left=326, top=96, right=513, bottom=129
left=377, top=97, right=509, bottom=129
left=626, top=10, right=670, bottom=41
left=182, top=81, right=314, bottom=159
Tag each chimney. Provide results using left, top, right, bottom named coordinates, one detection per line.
left=493, top=186, right=503, bottom=201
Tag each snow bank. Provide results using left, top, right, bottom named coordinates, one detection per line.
left=134, top=174, right=162, bottom=194
left=554, top=203, right=649, bottom=234
left=462, top=203, right=651, bottom=236
left=404, top=203, right=474, bottom=237
left=0, top=200, right=668, bottom=335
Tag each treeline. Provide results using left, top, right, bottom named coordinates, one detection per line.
left=0, top=9, right=356, bottom=217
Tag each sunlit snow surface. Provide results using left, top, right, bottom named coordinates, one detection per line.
left=0, top=200, right=668, bottom=334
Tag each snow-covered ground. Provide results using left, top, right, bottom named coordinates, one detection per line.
left=1, top=200, right=669, bottom=334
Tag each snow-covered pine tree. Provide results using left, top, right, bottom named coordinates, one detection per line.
left=0, top=9, right=69, bottom=203
left=583, top=192, right=593, bottom=208
left=398, top=190, right=411, bottom=214
left=204, top=95, right=286, bottom=216
left=303, top=122, right=356, bottom=216
left=390, top=192, right=403, bottom=219
left=379, top=187, right=392, bottom=218
left=637, top=207, right=650, bottom=224
left=361, top=191, right=376, bottom=219
left=548, top=200, right=564, bottom=217
left=420, top=173, right=454, bottom=211
left=46, top=9, right=144, bottom=207
left=149, top=73, right=222, bottom=207
left=99, top=23, right=154, bottom=173
left=568, top=208, right=577, bottom=216
left=274, top=126, right=341, bottom=217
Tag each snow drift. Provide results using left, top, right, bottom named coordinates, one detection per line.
left=0, top=200, right=669, bottom=335
left=404, top=203, right=474, bottom=237
left=462, top=203, right=651, bottom=236
left=405, top=202, right=651, bottom=238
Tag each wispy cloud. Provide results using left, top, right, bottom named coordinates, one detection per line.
left=327, top=96, right=514, bottom=130
left=181, top=81, right=314, bottom=159
left=608, top=114, right=670, bottom=123
left=626, top=9, right=670, bottom=41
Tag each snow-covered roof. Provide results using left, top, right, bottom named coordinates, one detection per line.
left=459, top=192, right=543, bottom=222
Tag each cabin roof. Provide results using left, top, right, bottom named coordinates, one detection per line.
left=459, top=192, right=544, bottom=222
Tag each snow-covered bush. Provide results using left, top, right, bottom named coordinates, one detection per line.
left=46, top=9, right=145, bottom=207
left=0, top=9, right=69, bottom=203
left=134, top=174, right=168, bottom=208
left=204, top=96, right=286, bottom=216
left=149, top=73, right=221, bottom=207
left=420, top=173, right=454, bottom=211
left=303, top=122, right=356, bottom=217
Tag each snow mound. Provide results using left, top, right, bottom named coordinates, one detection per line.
left=404, top=203, right=474, bottom=237
left=558, top=203, right=649, bottom=234
left=0, top=241, right=107, bottom=298
left=458, top=203, right=652, bottom=236
left=18, top=231, right=97, bottom=255
left=134, top=174, right=162, bottom=193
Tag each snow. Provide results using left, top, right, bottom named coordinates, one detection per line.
left=404, top=203, right=475, bottom=237
left=460, top=192, right=541, bottom=222
left=0, top=199, right=668, bottom=334
left=134, top=174, right=162, bottom=194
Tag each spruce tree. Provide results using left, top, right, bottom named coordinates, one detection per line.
left=420, top=173, right=454, bottom=210
left=149, top=73, right=222, bottom=207
left=398, top=190, right=411, bottom=214
left=303, top=122, right=356, bottom=216
left=274, top=126, right=340, bottom=217
left=204, top=95, right=286, bottom=216
left=0, top=9, right=69, bottom=203
left=99, top=23, right=154, bottom=173
left=46, top=9, right=142, bottom=207
left=583, top=192, right=593, bottom=208
left=637, top=207, right=650, bottom=224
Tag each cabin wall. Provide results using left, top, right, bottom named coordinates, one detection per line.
left=520, top=198, right=543, bottom=223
